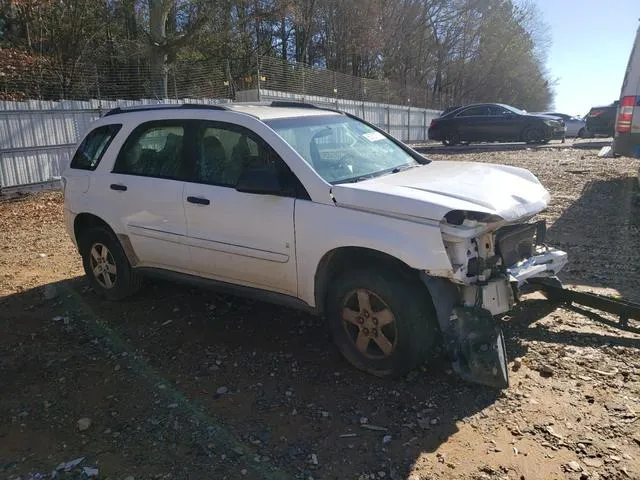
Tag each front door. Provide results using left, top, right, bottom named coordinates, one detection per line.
left=486, top=105, right=521, bottom=141
left=183, top=121, right=298, bottom=296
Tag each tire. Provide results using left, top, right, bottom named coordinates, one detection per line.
left=79, top=226, right=141, bottom=300
left=442, top=130, right=460, bottom=146
left=577, top=127, right=586, bottom=138
left=523, top=127, right=545, bottom=144
left=326, top=268, right=438, bottom=377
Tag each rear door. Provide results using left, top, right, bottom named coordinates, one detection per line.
left=182, top=120, right=299, bottom=296
left=107, top=120, right=190, bottom=269
left=454, top=106, right=492, bottom=141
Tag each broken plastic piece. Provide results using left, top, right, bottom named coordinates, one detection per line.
left=448, top=306, right=509, bottom=389
left=507, top=247, right=568, bottom=286
left=82, top=466, right=99, bottom=477
left=56, top=457, right=85, bottom=472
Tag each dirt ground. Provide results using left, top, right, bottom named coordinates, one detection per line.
left=1, top=145, right=640, bottom=480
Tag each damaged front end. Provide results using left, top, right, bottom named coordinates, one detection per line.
left=423, top=210, right=568, bottom=389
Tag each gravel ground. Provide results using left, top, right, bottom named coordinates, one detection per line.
left=1, top=146, right=639, bottom=480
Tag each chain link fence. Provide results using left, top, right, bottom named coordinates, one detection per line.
left=1, top=55, right=443, bottom=189
left=0, top=54, right=440, bottom=109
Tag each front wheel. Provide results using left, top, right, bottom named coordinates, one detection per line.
left=79, top=226, right=141, bottom=300
left=326, top=268, right=438, bottom=377
left=442, top=130, right=460, bottom=146
left=523, top=127, right=545, bottom=144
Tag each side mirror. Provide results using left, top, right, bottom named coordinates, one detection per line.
left=236, top=167, right=282, bottom=195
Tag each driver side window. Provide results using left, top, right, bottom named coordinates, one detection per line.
left=488, top=106, right=510, bottom=116
left=194, top=124, right=263, bottom=187
left=193, top=121, right=308, bottom=198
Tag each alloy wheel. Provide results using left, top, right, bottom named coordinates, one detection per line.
left=89, top=242, right=117, bottom=289
left=341, top=288, right=398, bottom=359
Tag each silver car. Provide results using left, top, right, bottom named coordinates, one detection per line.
left=538, top=112, right=586, bottom=137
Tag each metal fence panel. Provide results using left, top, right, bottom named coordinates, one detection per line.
left=1, top=93, right=440, bottom=188
left=253, top=89, right=441, bottom=143
left=0, top=98, right=231, bottom=187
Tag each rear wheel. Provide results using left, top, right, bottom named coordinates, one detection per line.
left=326, top=268, right=438, bottom=377
left=442, top=130, right=460, bottom=146
left=79, top=227, right=141, bottom=300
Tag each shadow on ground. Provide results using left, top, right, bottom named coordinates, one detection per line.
left=546, top=176, right=640, bottom=302
left=2, top=169, right=638, bottom=478
left=1, top=277, right=500, bottom=480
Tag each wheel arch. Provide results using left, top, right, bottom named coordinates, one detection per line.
left=73, top=213, right=138, bottom=266
left=314, top=246, right=424, bottom=316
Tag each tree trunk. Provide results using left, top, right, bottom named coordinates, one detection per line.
left=149, top=0, right=168, bottom=98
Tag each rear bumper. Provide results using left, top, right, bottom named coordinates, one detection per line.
left=427, top=128, right=442, bottom=141
left=64, top=209, right=77, bottom=247
left=613, top=132, right=640, bottom=158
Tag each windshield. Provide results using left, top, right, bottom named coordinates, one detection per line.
left=264, top=114, right=421, bottom=184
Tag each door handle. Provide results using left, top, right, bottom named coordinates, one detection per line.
left=187, top=196, right=210, bottom=205
left=110, top=184, right=127, bottom=191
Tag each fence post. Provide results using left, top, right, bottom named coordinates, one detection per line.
left=386, top=105, right=391, bottom=134
left=173, top=70, right=178, bottom=100
left=423, top=110, right=427, bottom=142
left=256, top=55, right=262, bottom=102
left=94, top=65, right=103, bottom=116
left=407, top=102, right=411, bottom=142
left=301, top=66, right=306, bottom=102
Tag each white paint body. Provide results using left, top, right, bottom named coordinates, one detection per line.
left=63, top=105, right=564, bottom=312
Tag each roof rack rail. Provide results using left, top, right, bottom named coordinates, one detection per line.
left=103, top=103, right=230, bottom=117
left=269, top=101, right=324, bottom=109
left=269, top=100, right=345, bottom=116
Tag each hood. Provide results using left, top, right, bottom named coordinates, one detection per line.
left=331, top=161, right=550, bottom=223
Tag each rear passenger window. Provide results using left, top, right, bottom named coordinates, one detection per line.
left=114, top=123, right=186, bottom=180
left=70, top=124, right=121, bottom=170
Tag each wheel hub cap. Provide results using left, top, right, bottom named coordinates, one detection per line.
left=89, top=243, right=117, bottom=289
left=341, top=288, right=397, bottom=359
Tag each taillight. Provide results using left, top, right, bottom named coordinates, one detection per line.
left=616, top=96, right=636, bottom=133
left=430, top=119, right=438, bottom=128
left=589, top=109, right=604, bottom=117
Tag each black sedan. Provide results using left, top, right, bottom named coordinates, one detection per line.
left=428, top=103, right=566, bottom=146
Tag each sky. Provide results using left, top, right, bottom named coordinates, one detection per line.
left=535, top=0, right=639, bottom=116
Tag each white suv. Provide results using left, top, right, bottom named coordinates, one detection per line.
left=62, top=102, right=568, bottom=388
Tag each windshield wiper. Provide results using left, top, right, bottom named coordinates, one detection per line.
left=391, top=163, right=420, bottom=174
left=333, top=164, right=420, bottom=185
left=334, top=173, right=379, bottom=184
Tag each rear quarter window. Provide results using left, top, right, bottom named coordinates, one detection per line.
left=70, top=124, right=121, bottom=170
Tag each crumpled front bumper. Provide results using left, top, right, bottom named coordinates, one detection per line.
left=426, top=222, right=569, bottom=389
